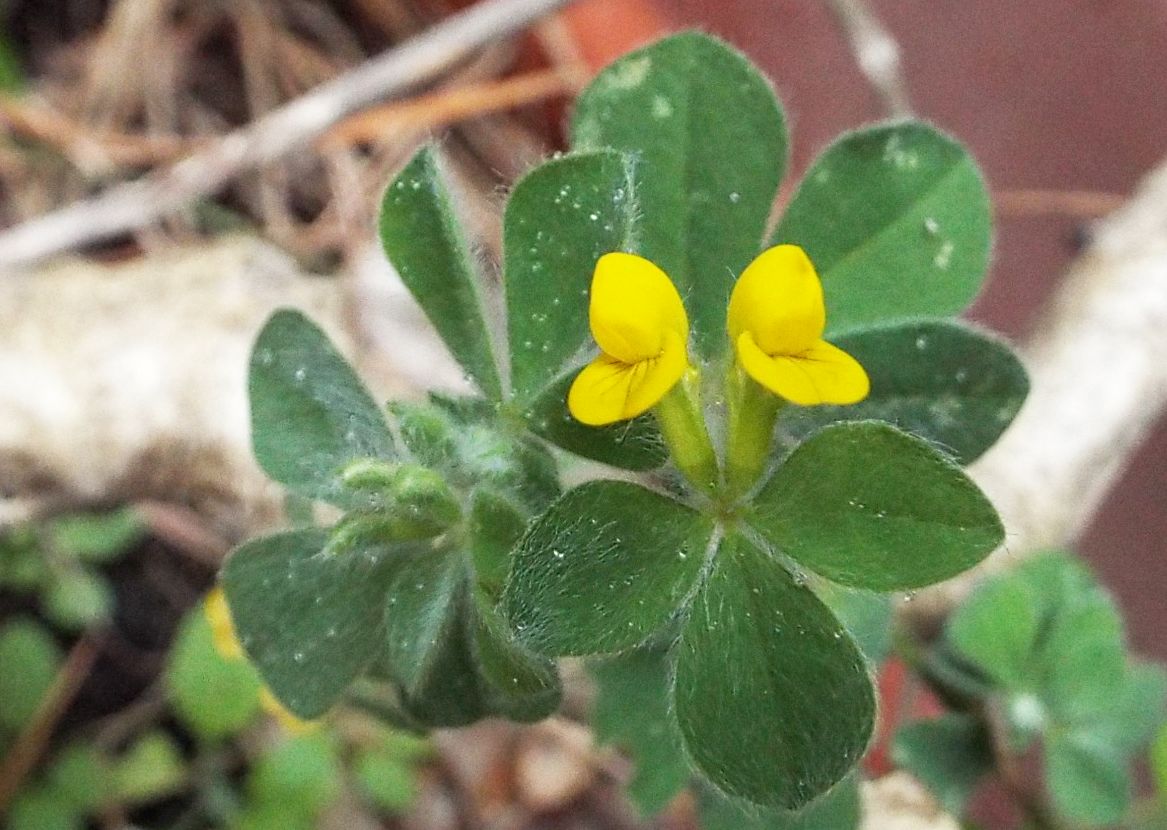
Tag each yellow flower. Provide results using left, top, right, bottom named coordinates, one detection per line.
left=727, top=245, right=869, bottom=405
left=259, top=687, right=319, bottom=735
left=567, top=252, right=691, bottom=426
left=205, top=585, right=245, bottom=661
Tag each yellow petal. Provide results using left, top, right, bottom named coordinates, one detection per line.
left=259, top=687, right=319, bottom=734
left=737, top=333, right=870, bottom=406
left=204, top=586, right=245, bottom=661
left=727, top=244, right=825, bottom=356
left=589, top=252, right=689, bottom=364
left=568, top=329, right=688, bottom=425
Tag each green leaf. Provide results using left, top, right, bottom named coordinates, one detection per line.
left=355, top=747, right=419, bottom=814
left=696, top=775, right=861, bottom=830
left=891, top=714, right=993, bottom=815
left=380, top=146, right=502, bottom=399
left=1012, top=551, right=1095, bottom=631
left=818, top=585, right=894, bottom=664
left=525, top=371, right=667, bottom=470
left=249, top=733, right=342, bottom=817
left=673, top=535, right=874, bottom=809
left=1089, top=662, right=1167, bottom=754
left=1046, top=731, right=1130, bottom=827
left=505, top=481, right=713, bottom=656
left=773, top=122, right=991, bottom=334
left=779, top=321, right=1028, bottom=465
left=504, top=150, right=637, bottom=402
left=1153, top=722, right=1167, bottom=799
left=751, top=421, right=1002, bottom=591
left=222, top=528, right=408, bottom=718
left=45, top=744, right=110, bottom=812
left=112, top=732, right=186, bottom=803
left=471, top=600, right=562, bottom=722
left=43, top=569, right=114, bottom=630
left=383, top=547, right=467, bottom=698
left=591, top=647, right=691, bottom=815
left=382, top=549, right=561, bottom=726
left=1039, top=591, right=1126, bottom=722
left=946, top=576, right=1039, bottom=688
left=572, top=31, right=788, bottom=357
left=7, top=788, right=83, bottom=830
left=0, top=29, right=24, bottom=94
left=250, top=309, right=395, bottom=504
left=0, top=617, right=62, bottom=733
left=468, top=487, right=526, bottom=595
left=167, top=605, right=263, bottom=740
left=48, top=507, right=144, bottom=563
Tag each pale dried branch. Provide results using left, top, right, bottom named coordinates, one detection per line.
left=0, top=0, right=576, bottom=271
left=827, top=0, right=913, bottom=117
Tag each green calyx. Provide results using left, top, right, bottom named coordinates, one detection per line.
left=652, top=371, right=720, bottom=497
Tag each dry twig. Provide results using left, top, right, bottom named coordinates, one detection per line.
left=827, top=0, right=913, bottom=117
left=0, top=0, right=576, bottom=271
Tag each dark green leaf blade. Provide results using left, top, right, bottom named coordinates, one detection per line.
left=380, top=146, right=502, bottom=399
left=696, top=775, right=861, bottom=830
left=250, top=310, right=395, bottom=504
left=572, top=31, right=788, bottom=357
left=591, top=647, right=691, bottom=815
left=525, top=371, right=666, bottom=470
left=1046, top=731, right=1131, bottom=827
left=471, top=601, right=562, bottom=722
left=674, top=534, right=875, bottom=809
left=222, top=528, right=405, bottom=718
left=891, top=715, right=993, bottom=815
left=773, top=122, right=991, bottom=334
left=752, top=421, right=1002, bottom=591
left=779, top=320, right=1028, bottom=465
left=505, top=150, right=637, bottom=403
left=505, top=481, right=713, bottom=656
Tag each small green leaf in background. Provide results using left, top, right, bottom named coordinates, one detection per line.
left=354, top=746, right=420, bottom=814
left=696, top=775, right=861, bottom=830
left=1046, top=732, right=1130, bottom=827
left=591, top=647, right=691, bottom=815
left=892, top=714, right=993, bottom=815
left=572, top=31, right=788, bottom=358
left=505, top=480, right=713, bottom=656
left=504, top=150, right=637, bottom=403
left=223, top=528, right=408, bottom=718
left=380, top=146, right=502, bottom=400
left=43, top=569, right=114, bottom=630
left=751, top=421, right=1002, bottom=591
left=819, top=585, right=894, bottom=664
left=471, top=602, right=562, bottom=723
left=167, top=605, right=263, bottom=740
left=779, top=321, right=1028, bottom=465
left=0, top=617, right=62, bottom=733
left=1153, top=722, right=1167, bottom=801
left=249, top=310, right=395, bottom=505
left=48, top=507, right=144, bottom=564
left=773, top=121, right=991, bottom=335
left=6, top=787, right=82, bottom=830
left=673, top=535, right=874, bottom=809
left=248, top=733, right=342, bottom=819
left=0, top=28, right=24, bottom=94
left=947, top=577, right=1039, bottom=688
left=1039, top=589, right=1126, bottom=722
left=45, top=743, right=110, bottom=813
left=112, top=731, right=187, bottom=803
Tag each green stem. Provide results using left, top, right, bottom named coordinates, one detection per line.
left=724, top=366, right=783, bottom=499
left=653, top=372, right=720, bottom=496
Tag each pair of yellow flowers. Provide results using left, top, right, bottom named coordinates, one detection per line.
left=567, top=244, right=870, bottom=426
